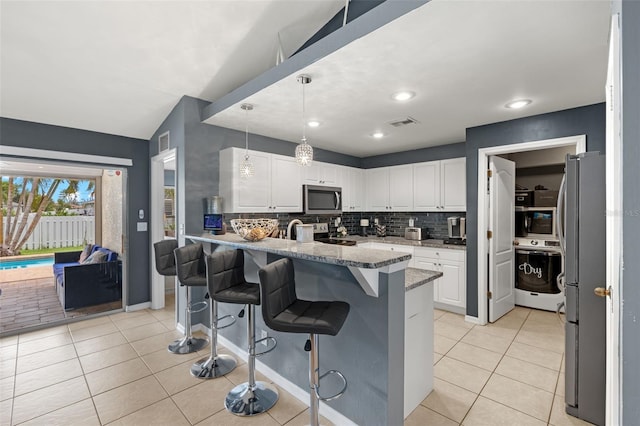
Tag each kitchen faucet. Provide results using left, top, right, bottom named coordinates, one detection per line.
left=286, top=219, right=303, bottom=240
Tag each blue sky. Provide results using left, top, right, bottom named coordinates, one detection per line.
left=1, top=177, right=94, bottom=203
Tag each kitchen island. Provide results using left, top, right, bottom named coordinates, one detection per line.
left=186, top=233, right=440, bottom=425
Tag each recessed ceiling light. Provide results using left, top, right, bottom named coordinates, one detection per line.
left=37, top=166, right=44, bottom=169
left=505, top=99, right=532, bottom=109
left=372, top=132, right=385, bottom=139
left=307, top=120, right=320, bottom=128
left=392, top=91, right=415, bottom=102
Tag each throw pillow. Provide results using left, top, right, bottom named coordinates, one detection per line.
left=82, top=250, right=107, bottom=264
left=78, top=244, right=94, bottom=263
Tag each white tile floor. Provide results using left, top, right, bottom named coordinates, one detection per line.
left=0, top=298, right=595, bottom=425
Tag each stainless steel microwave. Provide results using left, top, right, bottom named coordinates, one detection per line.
left=303, top=185, right=342, bottom=215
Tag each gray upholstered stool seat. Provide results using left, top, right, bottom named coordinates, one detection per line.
left=259, top=258, right=350, bottom=426
left=209, top=249, right=278, bottom=416
left=153, top=240, right=178, bottom=277
left=189, top=250, right=239, bottom=379
left=170, top=243, right=210, bottom=354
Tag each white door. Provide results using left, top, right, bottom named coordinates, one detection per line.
left=605, top=13, right=621, bottom=425
left=351, top=168, right=365, bottom=211
left=488, top=156, right=515, bottom=322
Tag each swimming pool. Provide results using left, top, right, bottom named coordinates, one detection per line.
left=0, top=257, right=54, bottom=270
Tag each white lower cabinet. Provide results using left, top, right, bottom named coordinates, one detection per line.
left=414, top=247, right=466, bottom=312
left=358, top=242, right=414, bottom=267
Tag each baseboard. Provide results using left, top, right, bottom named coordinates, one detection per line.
left=125, top=301, right=151, bottom=312
left=211, top=328, right=356, bottom=426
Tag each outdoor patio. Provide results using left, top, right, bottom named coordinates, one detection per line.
left=0, top=266, right=122, bottom=335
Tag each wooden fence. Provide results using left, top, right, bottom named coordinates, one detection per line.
left=20, top=215, right=95, bottom=249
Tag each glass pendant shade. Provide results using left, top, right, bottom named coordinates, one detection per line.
left=295, top=74, right=313, bottom=166
left=295, top=139, right=313, bottom=166
left=240, top=103, right=254, bottom=178
left=240, top=154, right=254, bottom=178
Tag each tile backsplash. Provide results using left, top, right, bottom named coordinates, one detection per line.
left=222, top=211, right=465, bottom=239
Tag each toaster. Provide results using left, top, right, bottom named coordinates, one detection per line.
left=404, top=227, right=428, bottom=241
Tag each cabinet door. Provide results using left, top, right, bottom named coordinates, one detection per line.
left=413, top=256, right=440, bottom=302
left=235, top=150, right=271, bottom=212
left=437, top=259, right=465, bottom=308
left=351, top=168, right=365, bottom=211
left=413, top=161, right=440, bottom=211
left=441, top=158, right=466, bottom=211
left=319, top=163, right=337, bottom=185
left=302, top=163, right=322, bottom=185
left=271, top=156, right=302, bottom=212
left=366, top=168, right=390, bottom=211
left=389, top=165, right=413, bottom=211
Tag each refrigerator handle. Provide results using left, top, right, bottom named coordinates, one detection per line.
left=557, top=173, right=566, bottom=255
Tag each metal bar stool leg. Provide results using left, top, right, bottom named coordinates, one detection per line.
left=168, top=285, right=208, bottom=354
left=191, top=299, right=236, bottom=378
left=309, top=333, right=320, bottom=426
left=225, top=304, right=278, bottom=416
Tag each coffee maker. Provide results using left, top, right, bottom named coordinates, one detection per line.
left=447, top=217, right=466, bottom=240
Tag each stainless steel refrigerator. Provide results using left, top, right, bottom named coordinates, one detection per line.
left=560, top=152, right=606, bottom=426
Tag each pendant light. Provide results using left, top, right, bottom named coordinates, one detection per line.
left=240, top=103, right=254, bottom=178
left=295, top=74, right=313, bottom=166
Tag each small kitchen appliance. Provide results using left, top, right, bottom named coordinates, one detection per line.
left=360, top=219, right=369, bottom=237
left=404, top=227, right=428, bottom=241
left=447, top=217, right=466, bottom=239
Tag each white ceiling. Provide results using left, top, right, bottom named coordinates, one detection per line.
left=205, top=0, right=611, bottom=157
left=0, top=0, right=344, bottom=139
left=0, top=1, right=611, bottom=158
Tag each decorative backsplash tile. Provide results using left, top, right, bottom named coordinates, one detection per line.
left=222, top=211, right=465, bottom=239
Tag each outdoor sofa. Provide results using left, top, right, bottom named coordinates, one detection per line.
left=53, top=245, right=122, bottom=310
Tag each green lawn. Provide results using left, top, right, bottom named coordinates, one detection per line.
left=20, top=246, right=83, bottom=256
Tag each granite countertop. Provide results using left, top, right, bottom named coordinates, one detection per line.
left=337, top=235, right=467, bottom=250
left=188, top=233, right=411, bottom=269
left=405, top=267, right=442, bottom=291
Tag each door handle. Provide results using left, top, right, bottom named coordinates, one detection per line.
left=594, top=286, right=612, bottom=298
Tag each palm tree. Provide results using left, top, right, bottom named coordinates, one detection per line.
left=1, top=176, right=93, bottom=256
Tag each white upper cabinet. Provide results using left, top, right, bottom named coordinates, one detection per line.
left=413, top=162, right=440, bottom=211
left=389, top=165, right=414, bottom=211
left=271, top=156, right=303, bottom=212
left=342, top=166, right=364, bottom=212
left=365, top=165, right=413, bottom=211
left=440, top=158, right=466, bottom=211
left=219, top=148, right=302, bottom=213
left=303, top=162, right=338, bottom=186
left=413, top=158, right=466, bottom=212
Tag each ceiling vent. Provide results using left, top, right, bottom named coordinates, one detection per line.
left=388, top=117, right=420, bottom=127
left=158, top=131, right=170, bottom=152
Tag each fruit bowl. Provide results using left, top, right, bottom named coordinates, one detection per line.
left=230, top=218, right=279, bottom=241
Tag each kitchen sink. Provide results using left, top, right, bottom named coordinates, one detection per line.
left=315, top=237, right=357, bottom=246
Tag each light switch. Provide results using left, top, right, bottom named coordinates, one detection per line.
left=137, top=222, right=148, bottom=232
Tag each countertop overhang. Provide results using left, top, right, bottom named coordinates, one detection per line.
left=187, top=233, right=412, bottom=297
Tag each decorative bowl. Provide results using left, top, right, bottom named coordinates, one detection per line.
left=230, top=218, right=279, bottom=241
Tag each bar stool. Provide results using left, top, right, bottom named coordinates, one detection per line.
left=258, top=258, right=350, bottom=426
left=153, top=240, right=178, bottom=277
left=190, top=250, right=239, bottom=379
left=171, top=243, right=210, bottom=354
left=208, top=249, right=278, bottom=416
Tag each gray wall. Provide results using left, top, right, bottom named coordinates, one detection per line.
left=361, top=142, right=466, bottom=168
left=0, top=117, right=151, bottom=305
left=464, top=103, right=606, bottom=318
left=621, top=0, right=640, bottom=422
